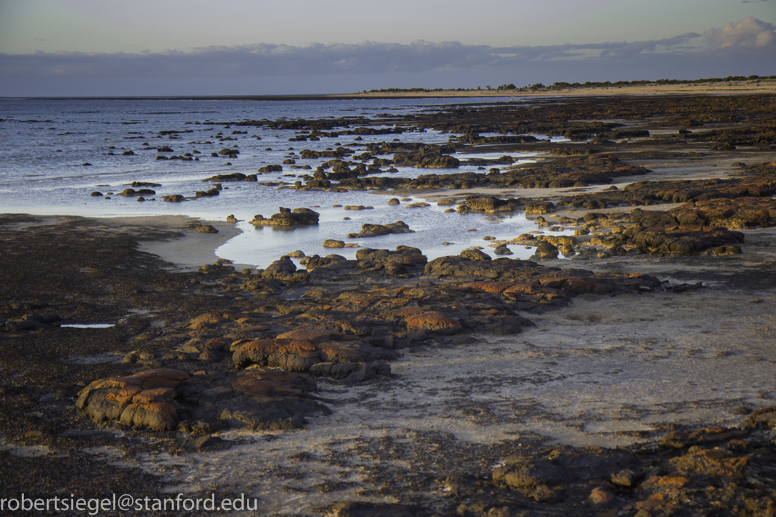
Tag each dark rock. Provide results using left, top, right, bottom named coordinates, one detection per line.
left=195, top=188, right=220, bottom=198
left=533, top=241, right=559, bottom=259
left=189, top=224, right=218, bottom=234
left=260, top=256, right=305, bottom=282
left=457, top=196, right=521, bottom=213
left=347, top=221, right=414, bottom=239
left=459, top=249, right=491, bottom=261
left=118, top=188, right=155, bottom=197
left=203, top=173, right=246, bottom=182
left=251, top=207, right=319, bottom=227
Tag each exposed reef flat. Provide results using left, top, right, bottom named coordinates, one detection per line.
left=2, top=92, right=776, bottom=516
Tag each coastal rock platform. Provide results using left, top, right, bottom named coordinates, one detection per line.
left=2, top=92, right=776, bottom=515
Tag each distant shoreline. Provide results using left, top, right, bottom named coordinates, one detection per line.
left=336, top=78, right=776, bottom=99
left=2, top=78, right=775, bottom=101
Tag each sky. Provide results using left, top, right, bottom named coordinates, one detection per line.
left=0, top=0, right=774, bottom=96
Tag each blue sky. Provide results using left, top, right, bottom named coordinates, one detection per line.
left=0, top=0, right=774, bottom=96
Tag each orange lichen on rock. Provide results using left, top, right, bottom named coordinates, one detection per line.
left=77, top=369, right=189, bottom=431
left=405, top=311, right=462, bottom=334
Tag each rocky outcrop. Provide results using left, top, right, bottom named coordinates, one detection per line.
left=457, top=196, right=522, bottom=213
left=203, top=173, right=247, bottom=182
left=347, top=221, right=414, bottom=238
left=355, top=246, right=428, bottom=277
left=261, top=256, right=308, bottom=283
left=232, top=328, right=393, bottom=385
left=77, top=367, right=328, bottom=432
left=77, top=369, right=189, bottom=431
left=392, top=144, right=460, bottom=169
left=118, top=188, right=155, bottom=197
left=250, top=207, right=319, bottom=227
left=624, top=209, right=745, bottom=255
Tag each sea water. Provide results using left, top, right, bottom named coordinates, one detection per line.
left=0, top=97, right=566, bottom=268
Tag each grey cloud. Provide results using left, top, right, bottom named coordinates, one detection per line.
left=1, top=18, right=774, bottom=96
left=0, top=33, right=713, bottom=81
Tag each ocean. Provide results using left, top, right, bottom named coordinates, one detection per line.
left=0, top=97, right=563, bottom=268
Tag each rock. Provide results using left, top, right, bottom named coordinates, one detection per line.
left=203, top=173, right=246, bottom=182
left=195, top=187, right=220, bottom=198
left=525, top=201, right=556, bottom=214
left=391, top=144, right=460, bottom=169
left=387, top=198, right=400, bottom=205
left=706, top=245, right=742, bottom=256
left=77, top=369, right=189, bottom=431
left=457, top=196, right=521, bottom=213
left=611, top=469, right=638, bottom=487
left=533, top=241, right=559, bottom=259
left=276, top=329, right=344, bottom=342
left=493, top=454, right=569, bottom=489
left=354, top=247, right=428, bottom=277
left=405, top=311, right=462, bottom=335
left=262, top=256, right=308, bottom=283
left=625, top=209, right=745, bottom=256
left=589, top=487, right=615, bottom=504
left=190, top=224, right=218, bottom=234
left=119, top=400, right=177, bottom=431
left=459, top=249, right=491, bottom=261
left=494, top=245, right=513, bottom=255
left=250, top=207, right=319, bottom=227
left=90, top=191, right=103, bottom=197
left=218, top=148, right=239, bottom=157
left=323, top=240, right=345, bottom=248
left=163, top=194, right=184, bottom=202
left=118, top=188, right=155, bottom=197
left=347, top=221, right=414, bottom=239
left=80, top=367, right=327, bottom=433
left=232, top=330, right=392, bottom=378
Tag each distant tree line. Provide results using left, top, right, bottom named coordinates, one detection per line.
left=365, top=75, right=775, bottom=94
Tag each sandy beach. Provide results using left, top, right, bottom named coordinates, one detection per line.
left=2, top=90, right=776, bottom=516
left=335, top=77, right=776, bottom=99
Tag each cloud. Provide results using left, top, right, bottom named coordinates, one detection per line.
left=1, top=18, right=774, bottom=96
left=704, top=16, right=776, bottom=50
left=0, top=35, right=711, bottom=80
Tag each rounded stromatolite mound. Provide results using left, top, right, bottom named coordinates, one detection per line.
left=250, top=207, right=319, bottom=227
